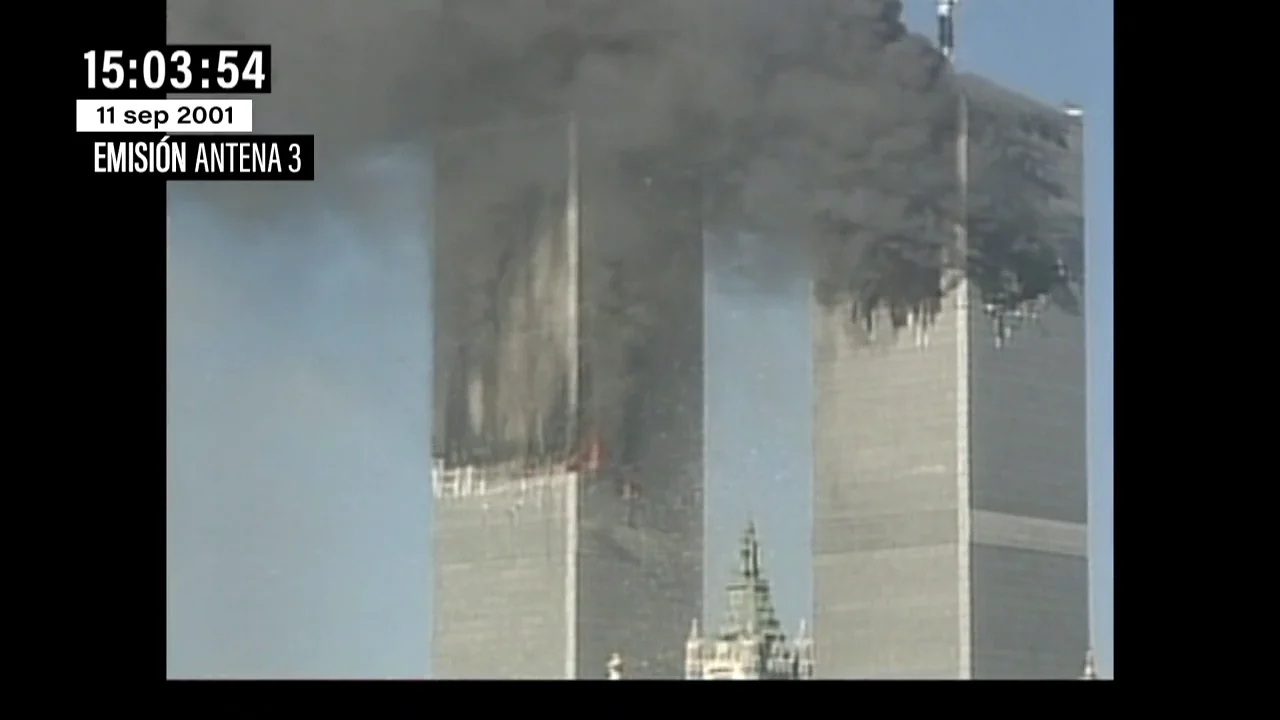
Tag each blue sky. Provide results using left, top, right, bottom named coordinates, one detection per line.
left=166, top=2, right=1112, bottom=679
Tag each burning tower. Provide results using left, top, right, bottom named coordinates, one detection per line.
left=431, top=116, right=706, bottom=678
left=810, top=3, right=1090, bottom=678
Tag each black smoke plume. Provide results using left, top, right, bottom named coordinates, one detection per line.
left=168, top=0, right=1082, bottom=465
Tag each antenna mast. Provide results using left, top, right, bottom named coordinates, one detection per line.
left=562, top=113, right=583, bottom=681
left=939, top=1, right=968, bottom=291
left=565, top=115, right=580, bottom=452
left=937, top=0, right=958, bottom=62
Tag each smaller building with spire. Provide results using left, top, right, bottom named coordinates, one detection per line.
left=684, top=522, right=813, bottom=680
left=604, top=519, right=1098, bottom=680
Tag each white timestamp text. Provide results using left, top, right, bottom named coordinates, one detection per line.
left=75, top=99, right=254, bottom=134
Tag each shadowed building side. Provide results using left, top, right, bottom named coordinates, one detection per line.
left=811, top=76, right=1087, bottom=679
left=431, top=117, right=704, bottom=678
left=574, top=126, right=706, bottom=678
left=963, top=74, right=1088, bottom=680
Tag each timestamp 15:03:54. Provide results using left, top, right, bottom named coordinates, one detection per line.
left=83, top=49, right=268, bottom=92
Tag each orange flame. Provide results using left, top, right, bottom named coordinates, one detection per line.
left=567, top=430, right=602, bottom=472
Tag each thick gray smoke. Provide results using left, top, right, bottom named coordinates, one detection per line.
left=169, top=0, right=1077, bottom=317
left=168, top=0, right=1081, bottom=464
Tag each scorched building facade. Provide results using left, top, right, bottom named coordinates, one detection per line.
left=431, top=118, right=705, bottom=678
left=811, top=75, right=1089, bottom=679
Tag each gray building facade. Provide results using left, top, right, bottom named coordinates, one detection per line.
left=811, top=77, right=1088, bottom=679
left=431, top=118, right=705, bottom=678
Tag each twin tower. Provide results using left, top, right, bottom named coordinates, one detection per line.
left=430, top=77, right=1088, bottom=679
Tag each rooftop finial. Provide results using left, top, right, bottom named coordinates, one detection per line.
left=689, top=618, right=701, bottom=641
left=1080, top=647, right=1099, bottom=680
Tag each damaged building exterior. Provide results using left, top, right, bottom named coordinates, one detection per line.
left=430, top=117, right=706, bottom=679
left=429, top=82, right=1088, bottom=680
left=811, top=74, right=1090, bottom=679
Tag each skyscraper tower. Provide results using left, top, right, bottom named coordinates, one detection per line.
left=430, top=117, right=706, bottom=678
left=809, top=8, right=1089, bottom=677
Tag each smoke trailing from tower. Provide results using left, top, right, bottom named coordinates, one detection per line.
left=168, top=0, right=1082, bottom=463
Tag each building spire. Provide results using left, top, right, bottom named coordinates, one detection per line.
left=693, top=520, right=812, bottom=679
left=740, top=520, right=761, bottom=579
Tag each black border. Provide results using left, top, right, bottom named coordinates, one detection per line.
left=1113, top=0, right=1228, bottom=683
left=70, top=0, right=165, bottom=679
